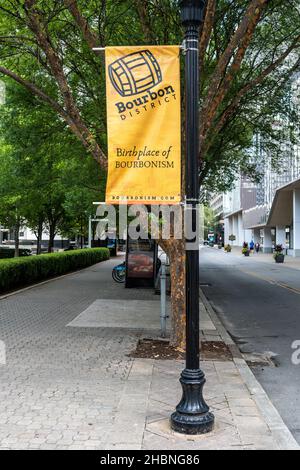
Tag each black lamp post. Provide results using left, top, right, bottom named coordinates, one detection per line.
left=171, top=0, right=215, bottom=435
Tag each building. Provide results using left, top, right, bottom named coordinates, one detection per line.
left=224, top=143, right=300, bottom=255
left=0, top=225, right=9, bottom=245
left=222, top=71, right=300, bottom=255
left=0, top=225, right=69, bottom=251
left=209, top=193, right=225, bottom=220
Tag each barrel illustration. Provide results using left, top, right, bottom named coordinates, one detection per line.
left=108, top=50, right=162, bottom=98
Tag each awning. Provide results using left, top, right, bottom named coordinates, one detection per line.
left=224, top=209, right=243, bottom=219
left=246, top=223, right=268, bottom=230
left=266, top=177, right=300, bottom=227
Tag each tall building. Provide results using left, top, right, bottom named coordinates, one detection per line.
left=210, top=193, right=232, bottom=220
left=222, top=73, right=300, bottom=254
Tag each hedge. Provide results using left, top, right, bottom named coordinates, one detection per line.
left=0, top=247, right=32, bottom=259
left=0, top=248, right=110, bottom=294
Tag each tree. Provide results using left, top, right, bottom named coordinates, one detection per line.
left=204, top=205, right=217, bottom=240
left=0, top=148, right=26, bottom=257
left=0, top=82, right=103, bottom=254
left=0, top=0, right=300, bottom=346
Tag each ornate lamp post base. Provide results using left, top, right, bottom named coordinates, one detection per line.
left=171, top=369, right=214, bottom=434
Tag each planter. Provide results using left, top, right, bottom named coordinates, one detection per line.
left=275, top=253, right=285, bottom=263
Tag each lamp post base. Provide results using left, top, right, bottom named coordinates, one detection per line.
left=170, top=369, right=215, bottom=435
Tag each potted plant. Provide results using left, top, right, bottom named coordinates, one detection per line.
left=274, top=244, right=285, bottom=263
left=224, top=244, right=232, bottom=253
left=242, top=242, right=250, bottom=257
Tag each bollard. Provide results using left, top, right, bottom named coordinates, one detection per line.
left=160, top=262, right=167, bottom=338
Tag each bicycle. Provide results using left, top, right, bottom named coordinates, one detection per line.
left=112, top=261, right=126, bottom=283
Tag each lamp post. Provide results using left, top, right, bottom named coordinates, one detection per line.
left=171, top=0, right=215, bottom=435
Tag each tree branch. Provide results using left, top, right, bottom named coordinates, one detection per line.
left=199, top=0, right=216, bottom=73
left=133, top=0, right=155, bottom=44
left=202, top=34, right=300, bottom=157
left=23, top=0, right=107, bottom=168
left=0, top=65, right=67, bottom=118
left=0, top=5, right=22, bottom=20
left=63, top=0, right=102, bottom=53
left=201, top=0, right=269, bottom=147
left=0, top=65, right=104, bottom=166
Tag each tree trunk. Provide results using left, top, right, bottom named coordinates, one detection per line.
left=14, top=224, right=20, bottom=258
left=169, top=239, right=186, bottom=349
left=36, top=221, right=43, bottom=255
left=80, top=218, right=83, bottom=249
left=159, top=237, right=186, bottom=350
left=92, top=224, right=96, bottom=247
left=48, top=225, right=56, bottom=253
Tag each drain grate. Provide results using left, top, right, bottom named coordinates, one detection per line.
left=243, top=352, right=279, bottom=368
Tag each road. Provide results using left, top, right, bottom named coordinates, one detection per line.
left=199, top=247, right=300, bottom=443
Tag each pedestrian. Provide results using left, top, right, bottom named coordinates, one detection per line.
left=249, top=240, right=255, bottom=253
left=255, top=242, right=260, bottom=254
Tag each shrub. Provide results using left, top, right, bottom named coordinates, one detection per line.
left=0, top=247, right=32, bottom=259
left=0, top=248, right=110, bottom=294
left=242, top=242, right=249, bottom=255
left=273, top=244, right=285, bottom=260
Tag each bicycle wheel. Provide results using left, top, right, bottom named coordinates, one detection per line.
left=112, top=269, right=126, bottom=283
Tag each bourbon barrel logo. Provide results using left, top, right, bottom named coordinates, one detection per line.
left=109, top=50, right=163, bottom=98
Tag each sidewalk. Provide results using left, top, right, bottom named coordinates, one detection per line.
left=0, top=257, right=298, bottom=450
left=220, top=245, right=300, bottom=270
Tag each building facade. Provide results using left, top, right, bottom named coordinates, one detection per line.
left=224, top=155, right=300, bottom=255
left=0, top=225, right=69, bottom=251
left=222, top=73, right=300, bottom=255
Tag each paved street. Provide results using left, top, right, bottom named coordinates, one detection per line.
left=199, top=247, right=300, bottom=443
left=0, top=257, right=155, bottom=450
left=0, top=255, right=297, bottom=450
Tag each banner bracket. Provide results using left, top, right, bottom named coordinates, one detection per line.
left=94, top=45, right=190, bottom=53
left=180, top=39, right=199, bottom=55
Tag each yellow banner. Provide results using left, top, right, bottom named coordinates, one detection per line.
left=105, top=45, right=181, bottom=205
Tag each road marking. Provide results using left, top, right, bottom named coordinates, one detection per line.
left=240, top=269, right=300, bottom=295
left=275, top=282, right=300, bottom=295
left=241, top=270, right=276, bottom=285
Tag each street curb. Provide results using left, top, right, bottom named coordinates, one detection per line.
left=200, top=288, right=300, bottom=451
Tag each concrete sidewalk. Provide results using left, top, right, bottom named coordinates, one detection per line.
left=0, top=257, right=298, bottom=450
left=217, top=245, right=300, bottom=270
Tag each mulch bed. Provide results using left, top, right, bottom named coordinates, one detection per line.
left=128, top=338, right=233, bottom=361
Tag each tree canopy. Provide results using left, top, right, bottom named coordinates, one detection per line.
left=0, top=0, right=299, bottom=194
left=0, top=82, right=104, bottom=251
